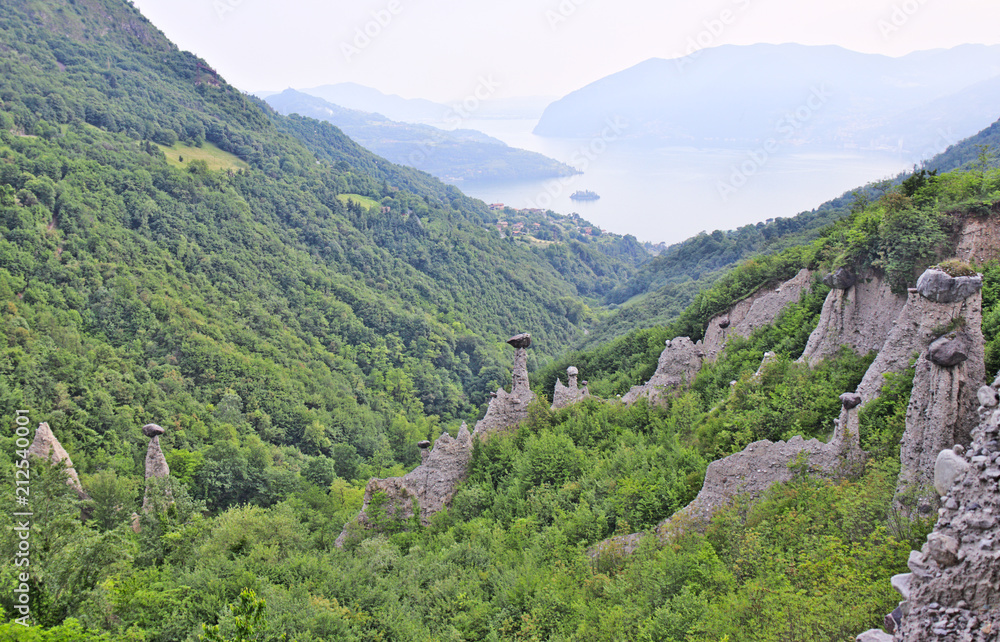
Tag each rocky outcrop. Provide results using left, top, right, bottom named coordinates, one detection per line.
left=916, top=268, right=983, bottom=304
left=472, top=333, right=536, bottom=440
left=672, top=396, right=865, bottom=529
left=622, top=337, right=704, bottom=404
left=703, top=268, right=813, bottom=361
left=800, top=272, right=906, bottom=367
left=754, top=351, right=778, bottom=377
left=141, top=423, right=170, bottom=512
left=824, top=266, right=857, bottom=290
left=870, top=377, right=1000, bottom=641
left=889, top=272, right=984, bottom=509
left=338, top=334, right=538, bottom=546
left=334, top=423, right=474, bottom=548
left=596, top=393, right=866, bottom=556
left=552, top=366, right=589, bottom=409
left=856, top=275, right=982, bottom=405
left=28, top=422, right=87, bottom=500
left=954, top=212, right=1000, bottom=264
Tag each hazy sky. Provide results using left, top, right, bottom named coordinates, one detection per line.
left=130, top=0, right=1000, bottom=103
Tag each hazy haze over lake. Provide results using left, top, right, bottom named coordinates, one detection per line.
left=449, top=118, right=914, bottom=246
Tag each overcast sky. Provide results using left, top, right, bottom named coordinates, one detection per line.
left=130, top=0, right=1000, bottom=103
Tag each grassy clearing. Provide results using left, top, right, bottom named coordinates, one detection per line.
left=156, top=141, right=249, bottom=171
left=336, top=193, right=382, bottom=210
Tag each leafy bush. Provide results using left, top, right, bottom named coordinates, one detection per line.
left=934, top=258, right=978, bottom=277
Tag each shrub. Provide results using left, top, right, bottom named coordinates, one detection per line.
left=934, top=258, right=978, bottom=277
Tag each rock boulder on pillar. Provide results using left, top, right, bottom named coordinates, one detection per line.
left=823, top=266, right=857, bottom=290
left=473, top=333, right=536, bottom=439
left=552, top=365, right=589, bottom=409
left=916, top=268, right=982, bottom=303
left=927, top=332, right=971, bottom=367
left=142, top=423, right=171, bottom=513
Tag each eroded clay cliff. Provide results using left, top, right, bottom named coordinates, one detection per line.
left=598, top=264, right=989, bottom=561
left=954, top=208, right=1000, bottom=265
left=337, top=333, right=537, bottom=546
left=334, top=423, right=475, bottom=547
left=28, top=422, right=87, bottom=500
left=675, top=396, right=865, bottom=528
left=799, top=271, right=906, bottom=367
left=897, top=344, right=983, bottom=512
left=855, top=271, right=982, bottom=405
left=702, top=268, right=813, bottom=361
left=595, top=393, right=867, bottom=556
left=621, top=337, right=705, bottom=405
left=612, top=270, right=813, bottom=408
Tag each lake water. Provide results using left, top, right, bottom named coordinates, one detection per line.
left=445, top=118, right=915, bottom=246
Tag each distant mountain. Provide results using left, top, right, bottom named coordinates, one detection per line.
left=534, top=44, right=1000, bottom=156
left=286, top=82, right=450, bottom=123
left=266, top=83, right=554, bottom=124
left=266, top=89, right=579, bottom=182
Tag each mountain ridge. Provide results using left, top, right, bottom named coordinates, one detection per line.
left=534, top=43, right=1000, bottom=154
left=264, top=88, right=580, bottom=183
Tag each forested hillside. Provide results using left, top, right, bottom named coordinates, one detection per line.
left=0, top=0, right=650, bottom=630
left=3, top=0, right=1000, bottom=639
left=0, top=0, right=647, bottom=456
left=10, top=153, right=1000, bottom=639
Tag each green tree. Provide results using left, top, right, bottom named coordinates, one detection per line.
left=201, top=588, right=284, bottom=642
